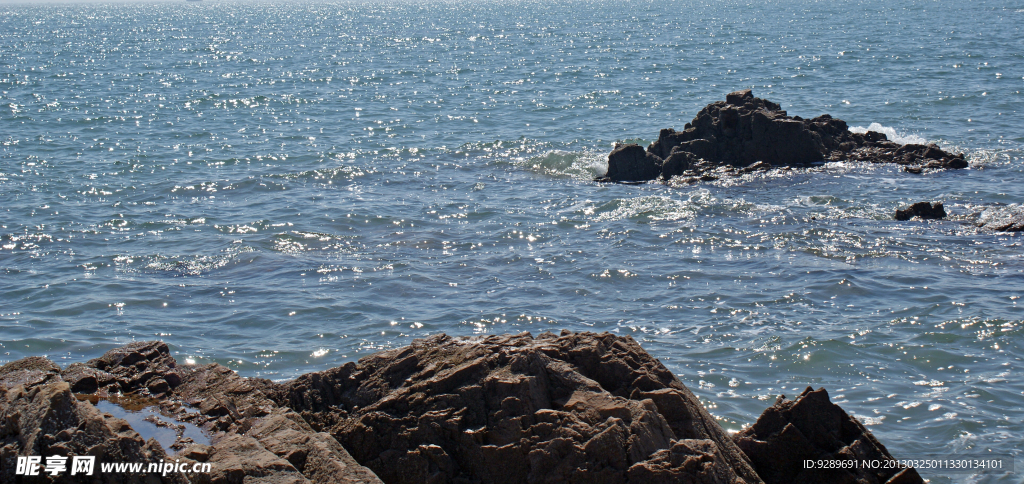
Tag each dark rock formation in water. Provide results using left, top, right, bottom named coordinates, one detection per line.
left=605, top=144, right=666, bottom=183
left=894, top=202, right=946, bottom=221
left=601, top=89, right=967, bottom=182
left=2, top=334, right=923, bottom=484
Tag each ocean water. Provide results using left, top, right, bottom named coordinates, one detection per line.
left=1, top=0, right=1022, bottom=480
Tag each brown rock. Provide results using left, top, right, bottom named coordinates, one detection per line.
left=204, top=434, right=306, bottom=484
left=62, top=341, right=181, bottom=396
left=167, top=362, right=382, bottom=484
left=0, top=356, right=188, bottom=483
left=273, top=331, right=763, bottom=484
left=181, top=443, right=213, bottom=461
left=733, top=387, right=923, bottom=484
left=627, top=439, right=744, bottom=484
left=245, top=412, right=381, bottom=484
left=54, top=341, right=383, bottom=484
left=5, top=335, right=925, bottom=484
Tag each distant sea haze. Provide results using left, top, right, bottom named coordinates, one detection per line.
left=0, top=0, right=1021, bottom=481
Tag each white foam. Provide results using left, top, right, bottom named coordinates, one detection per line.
left=848, top=122, right=928, bottom=145
left=978, top=204, right=1024, bottom=230
left=854, top=414, right=885, bottom=426
left=520, top=149, right=607, bottom=179
left=592, top=195, right=695, bottom=222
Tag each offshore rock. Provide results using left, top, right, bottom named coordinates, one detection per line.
left=606, top=143, right=664, bottom=183
left=601, top=89, right=967, bottom=182
left=734, top=387, right=923, bottom=484
left=2, top=333, right=924, bottom=483
left=894, top=202, right=946, bottom=221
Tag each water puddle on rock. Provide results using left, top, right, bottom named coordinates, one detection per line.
left=75, top=394, right=210, bottom=453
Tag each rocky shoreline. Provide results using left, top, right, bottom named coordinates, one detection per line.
left=600, top=89, right=967, bottom=183
left=2, top=332, right=922, bottom=483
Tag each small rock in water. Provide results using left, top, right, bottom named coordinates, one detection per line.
left=739, top=161, right=772, bottom=174
left=894, top=201, right=946, bottom=221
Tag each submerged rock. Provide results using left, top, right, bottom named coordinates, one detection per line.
left=894, top=202, right=946, bottom=221
left=976, top=204, right=1024, bottom=232
left=2, top=333, right=924, bottom=483
left=601, top=89, right=967, bottom=182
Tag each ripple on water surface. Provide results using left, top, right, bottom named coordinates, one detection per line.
left=1, top=0, right=1023, bottom=480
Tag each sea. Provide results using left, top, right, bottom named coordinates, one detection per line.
left=1, top=0, right=1021, bottom=481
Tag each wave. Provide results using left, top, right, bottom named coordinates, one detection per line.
left=514, top=149, right=607, bottom=179
left=848, top=123, right=927, bottom=145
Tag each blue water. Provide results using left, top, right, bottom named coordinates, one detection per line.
left=87, top=396, right=211, bottom=452
left=1, top=0, right=1022, bottom=481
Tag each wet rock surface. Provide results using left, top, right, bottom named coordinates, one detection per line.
left=5, top=342, right=382, bottom=484
left=2, top=333, right=923, bottom=483
left=601, top=89, right=967, bottom=182
left=894, top=202, right=946, bottom=221
left=1, top=357, right=189, bottom=483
